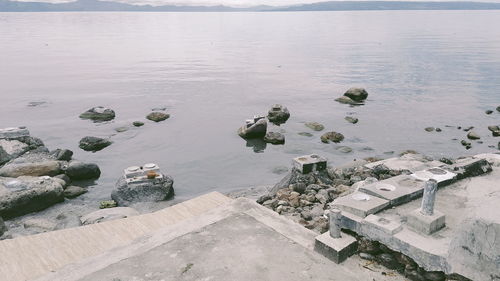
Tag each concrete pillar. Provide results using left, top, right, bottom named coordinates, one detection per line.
left=420, top=179, right=437, bottom=216
left=329, top=209, right=342, bottom=238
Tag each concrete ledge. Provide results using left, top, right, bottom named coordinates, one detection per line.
left=314, top=231, right=357, bottom=264
left=363, top=214, right=403, bottom=235
left=332, top=192, right=389, bottom=218
left=407, top=209, right=446, bottom=235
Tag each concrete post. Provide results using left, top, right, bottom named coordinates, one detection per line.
left=420, top=179, right=437, bottom=216
left=329, top=209, right=342, bottom=238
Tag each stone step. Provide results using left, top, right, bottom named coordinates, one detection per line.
left=0, top=191, right=232, bottom=281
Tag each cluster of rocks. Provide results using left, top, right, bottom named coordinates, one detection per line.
left=356, top=236, right=470, bottom=281
left=0, top=127, right=100, bottom=224
left=335, top=87, right=369, bottom=105
left=237, top=104, right=290, bottom=145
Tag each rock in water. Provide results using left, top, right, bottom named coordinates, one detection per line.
left=50, top=149, right=73, bottom=161
left=485, top=110, right=493, bottom=115
left=305, top=122, right=324, bottom=131
left=0, top=176, right=64, bottom=219
left=111, top=174, right=174, bottom=206
left=79, top=106, right=115, bottom=121
left=267, top=104, right=290, bottom=124
left=80, top=207, right=139, bottom=225
left=238, top=119, right=267, bottom=139
left=425, top=127, right=435, bottom=132
left=63, top=186, right=87, bottom=199
left=497, top=105, right=500, bottom=112
left=79, top=136, right=112, bottom=152
left=320, top=131, right=344, bottom=143
left=263, top=132, right=285, bottom=144
left=65, top=161, right=101, bottom=180
left=467, top=131, right=480, bottom=140
left=343, top=87, right=369, bottom=102
left=344, top=116, right=358, bottom=124
left=334, top=96, right=360, bottom=105
left=146, top=112, right=170, bottom=122
left=132, top=121, right=144, bottom=127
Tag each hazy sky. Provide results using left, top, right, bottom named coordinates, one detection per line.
left=18, top=0, right=500, bottom=7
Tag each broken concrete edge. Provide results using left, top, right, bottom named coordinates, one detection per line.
left=33, top=196, right=319, bottom=281
left=314, top=231, right=357, bottom=264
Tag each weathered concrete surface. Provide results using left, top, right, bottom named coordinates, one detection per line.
left=364, top=153, right=442, bottom=173
left=339, top=155, right=500, bottom=281
left=35, top=197, right=405, bottom=281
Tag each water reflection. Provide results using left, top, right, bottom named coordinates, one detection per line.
left=245, top=139, right=267, bottom=153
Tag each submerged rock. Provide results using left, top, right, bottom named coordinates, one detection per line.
left=298, top=132, right=313, bottom=137
left=344, top=116, right=358, bottom=124
left=80, top=207, right=139, bottom=225
left=0, top=176, right=64, bottom=219
left=336, top=146, right=353, bottom=153
left=305, top=122, right=324, bottom=131
left=79, top=106, right=115, bottom=122
left=425, top=127, right=435, bottom=132
left=485, top=110, right=493, bottom=115
left=132, top=121, right=144, bottom=127
left=263, top=132, right=285, bottom=144
left=63, top=185, right=87, bottom=199
left=267, top=104, right=290, bottom=124
left=146, top=112, right=170, bottom=122
left=65, top=161, right=101, bottom=180
left=343, top=87, right=369, bottom=102
left=467, top=131, right=480, bottom=140
left=320, top=131, right=344, bottom=143
left=238, top=118, right=267, bottom=139
left=114, top=127, right=128, bottom=133
left=79, top=136, right=112, bottom=152
left=335, top=96, right=360, bottom=105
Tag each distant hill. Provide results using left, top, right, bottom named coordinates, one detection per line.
left=1, top=0, right=500, bottom=12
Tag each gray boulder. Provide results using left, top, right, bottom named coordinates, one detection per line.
left=80, top=207, right=139, bottom=225
left=343, top=87, right=368, bottom=101
left=0, top=139, right=29, bottom=165
left=0, top=176, right=64, bottom=219
left=65, top=161, right=101, bottom=180
left=111, top=175, right=174, bottom=206
left=267, top=104, right=290, bottom=124
left=79, top=136, right=112, bottom=152
left=238, top=119, right=267, bottom=139
left=320, top=131, right=344, bottom=143
left=50, top=149, right=73, bottom=161
left=263, top=132, right=285, bottom=145
left=146, top=112, right=170, bottom=122
left=79, top=106, right=115, bottom=121
left=63, top=185, right=87, bottom=199
left=0, top=152, right=61, bottom=178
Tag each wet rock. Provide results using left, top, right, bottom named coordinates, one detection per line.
left=79, top=136, right=112, bottom=152
left=0, top=176, right=64, bottom=219
left=65, top=161, right=101, bottom=180
left=435, top=128, right=442, bottom=132
left=0, top=155, right=61, bottom=178
left=63, top=185, right=87, bottom=199
left=79, top=106, right=115, bottom=121
left=146, top=111, right=170, bottom=122
left=50, top=149, right=73, bottom=161
left=23, top=218, right=57, bottom=232
left=488, top=125, right=499, bottom=132
left=80, top=207, right=139, bottom=225
left=132, top=121, right=144, bottom=127
left=267, top=104, right=290, bottom=124
left=335, top=96, right=361, bottom=105
left=344, top=116, right=358, bottom=124
left=460, top=140, right=471, bottom=149
left=485, top=110, right=493, bottom=115
left=320, top=131, right=344, bottom=143
left=343, top=87, right=368, bottom=101
left=425, top=127, right=435, bottom=132
left=263, top=132, right=285, bottom=144
left=336, top=146, right=352, bottom=153
left=376, top=253, right=402, bottom=270
left=54, top=174, right=71, bottom=187
left=111, top=174, right=174, bottom=206
left=100, top=200, right=117, bottom=209
left=0, top=139, right=29, bottom=165
left=305, top=122, right=324, bottom=131
left=114, top=127, right=128, bottom=133
left=298, top=132, right=313, bottom=137
left=0, top=216, right=6, bottom=236
left=467, top=131, right=480, bottom=140
left=238, top=119, right=267, bottom=139
left=359, top=252, right=376, bottom=261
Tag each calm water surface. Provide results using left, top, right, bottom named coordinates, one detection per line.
left=0, top=11, right=499, bottom=210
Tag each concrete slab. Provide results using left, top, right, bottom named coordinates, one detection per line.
left=292, top=154, right=327, bottom=174
left=364, top=155, right=443, bottom=173
left=358, top=175, right=426, bottom=206
left=314, top=231, right=358, bottom=264
left=363, top=214, right=403, bottom=235
left=411, top=167, right=456, bottom=187
left=332, top=191, right=389, bottom=218
left=407, top=209, right=446, bottom=235
left=445, top=157, right=492, bottom=179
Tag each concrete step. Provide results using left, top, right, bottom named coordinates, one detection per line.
left=0, top=192, right=232, bottom=281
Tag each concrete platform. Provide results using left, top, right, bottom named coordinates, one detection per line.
left=332, top=191, right=389, bottom=218
left=314, top=231, right=358, bottom=264
left=34, top=197, right=406, bottom=281
left=358, top=175, right=425, bottom=206
left=364, top=154, right=443, bottom=173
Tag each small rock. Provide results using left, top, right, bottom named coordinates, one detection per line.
left=320, top=131, right=344, bottom=143
left=485, top=110, right=493, bottom=115
left=497, top=105, right=500, bottom=112
left=467, top=131, right=480, bottom=140
left=425, top=127, right=435, bottom=132
left=23, top=218, right=57, bottom=232
left=132, top=121, right=144, bottom=127
left=336, top=146, right=352, bottom=153
left=488, top=125, right=499, bottom=132
left=80, top=207, right=139, bottom=225
left=114, top=127, right=128, bottom=133
left=50, top=149, right=73, bottom=161
left=65, top=161, right=101, bottom=180
left=359, top=253, right=375, bottom=261
left=335, top=96, right=359, bottom=105
left=79, top=136, right=112, bottom=152
left=305, top=122, right=324, bottom=131
left=146, top=112, right=170, bottom=122
left=463, top=126, right=474, bottom=132
left=298, top=132, right=313, bottom=137
left=376, top=253, right=402, bottom=270
left=267, top=104, right=290, bottom=124
left=238, top=119, right=267, bottom=139
left=79, top=106, right=115, bottom=121
left=64, top=186, right=88, bottom=199
left=263, top=132, right=285, bottom=144
left=460, top=140, right=471, bottom=147
left=290, top=183, right=307, bottom=194
left=100, top=200, right=117, bottom=209
left=344, top=116, right=358, bottom=124
left=435, top=128, right=442, bottom=132
left=439, top=157, right=453, bottom=165
left=343, top=87, right=368, bottom=101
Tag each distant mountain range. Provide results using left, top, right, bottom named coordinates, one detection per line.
left=2, top=0, right=500, bottom=12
